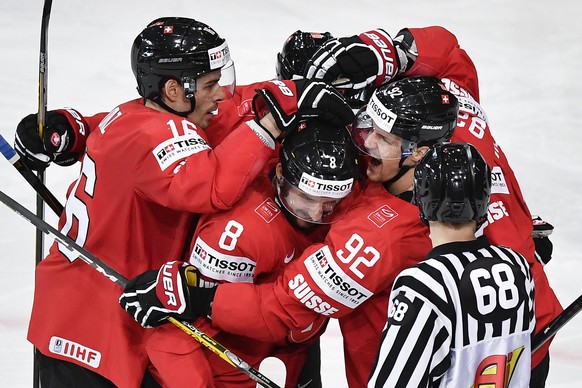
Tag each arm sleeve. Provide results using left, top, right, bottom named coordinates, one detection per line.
left=212, top=256, right=323, bottom=343
left=368, top=287, right=450, bottom=387
left=134, top=120, right=276, bottom=214
left=402, top=26, right=481, bottom=102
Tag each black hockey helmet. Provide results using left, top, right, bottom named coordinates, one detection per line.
left=352, top=76, right=459, bottom=160
left=276, top=30, right=334, bottom=80
left=413, top=142, right=491, bottom=225
left=131, top=17, right=235, bottom=115
left=277, top=119, right=363, bottom=224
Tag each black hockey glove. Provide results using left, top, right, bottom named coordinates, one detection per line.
left=252, top=79, right=354, bottom=138
left=119, top=261, right=216, bottom=328
left=305, top=29, right=401, bottom=92
left=14, top=108, right=89, bottom=171
left=532, top=215, right=554, bottom=265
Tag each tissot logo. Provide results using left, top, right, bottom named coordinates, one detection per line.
left=190, top=238, right=257, bottom=283
left=155, top=139, right=206, bottom=160
left=369, top=99, right=391, bottom=122
left=299, top=176, right=353, bottom=193
left=210, top=46, right=229, bottom=61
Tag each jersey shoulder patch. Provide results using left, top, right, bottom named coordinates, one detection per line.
left=367, top=204, right=399, bottom=228
left=254, top=197, right=281, bottom=223
left=388, top=292, right=417, bottom=326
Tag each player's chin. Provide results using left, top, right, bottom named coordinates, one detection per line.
left=366, top=162, right=384, bottom=182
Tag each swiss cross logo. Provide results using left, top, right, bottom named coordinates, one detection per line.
left=368, top=205, right=398, bottom=228
left=315, top=250, right=328, bottom=267
left=301, top=177, right=316, bottom=188
left=165, top=144, right=175, bottom=153
left=198, top=247, right=207, bottom=260
left=441, top=95, right=450, bottom=104
left=50, top=132, right=61, bottom=147
left=298, top=121, right=307, bottom=132
left=163, top=26, right=174, bottom=34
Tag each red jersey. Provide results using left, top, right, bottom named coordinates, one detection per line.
left=212, top=182, right=432, bottom=386
left=27, top=87, right=277, bottom=387
left=145, top=174, right=329, bottom=387
left=404, top=26, right=562, bottom=366
left=210, top=25, right=563, bottom=387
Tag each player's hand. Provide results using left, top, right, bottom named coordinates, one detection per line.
left=14, top=108, right=89, bottom=171
left=532, top=215, right=554, bottom=265
left=305, top=29, right=400, bottom=92
left=119, top=261, right=216, bottom=328
left=252, top=79, right=354, bottom=139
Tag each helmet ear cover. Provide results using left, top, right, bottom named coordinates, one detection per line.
left=413, top=142, right=491, bottom=225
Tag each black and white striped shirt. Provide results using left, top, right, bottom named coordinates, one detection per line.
left=368, top=236, right=535, bottom=388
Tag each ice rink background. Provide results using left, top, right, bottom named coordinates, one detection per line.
left=0, top=0, right=581, bottom=386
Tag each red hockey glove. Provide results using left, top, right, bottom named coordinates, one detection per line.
left=305, top=29, right=401, bottom=91
left=14, top=108, right=89, bottom=171
left=252, top=79, right=354, bottom=138
left=119, top=261, right=216, bottom=328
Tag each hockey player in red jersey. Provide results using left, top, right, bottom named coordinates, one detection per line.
left=122, top=25, right=561, bottom=387
left=369, top=142, right=536, bottom=387
left=122, top=75, right=457, bottom=387
left=121, top=118, right=363, bottom=387
left=16, top=17, right=354, bottom=387
left=303, top=25, right=562, bottom=386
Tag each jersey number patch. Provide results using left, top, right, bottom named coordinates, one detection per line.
left=460, top=258, right=526, bottom=322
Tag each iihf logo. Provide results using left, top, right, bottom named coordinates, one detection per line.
left=53, top=339, right=62, bottom=353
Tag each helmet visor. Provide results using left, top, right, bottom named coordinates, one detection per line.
left=351, top=106, right=415, bottom=161
left=219, top=60, right=236, bottom=99
left=277, top=174, right=360, bottom=224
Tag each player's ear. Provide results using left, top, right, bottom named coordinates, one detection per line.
left=410, top=145, right=430, bottom=165
left=161, top=79, right=181, bottom=103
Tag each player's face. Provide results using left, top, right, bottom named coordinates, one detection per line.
left=363, top=127, right=408, bottom=182
left=188, top=70, right=226, bottom=129
left=284, top=185, right=340, bottom=225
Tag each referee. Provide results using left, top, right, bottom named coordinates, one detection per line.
left=369, top=142, right=535, bottom=388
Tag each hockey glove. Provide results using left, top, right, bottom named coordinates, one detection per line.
left=252, top=79, right=354, bottom=138
left=305, top=29, right=401, bottom=91
left=119, top=261, right=216, bottom=328
left=532, top=215, right=554, bottom=265
left=14, top=108, right=89, bottom=171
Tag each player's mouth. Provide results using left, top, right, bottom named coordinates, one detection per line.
left=369, top=157, right=382, bottom=167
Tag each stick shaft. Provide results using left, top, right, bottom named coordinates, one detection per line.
left=0, top=189, right=280, bottom=388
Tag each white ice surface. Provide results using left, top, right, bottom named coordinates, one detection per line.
left=0, top=1, right=580, bottom=386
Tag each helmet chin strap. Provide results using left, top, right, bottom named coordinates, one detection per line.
left=153, top=95, right=196, bottom=117
left=382, top=155, right=412, bottom=191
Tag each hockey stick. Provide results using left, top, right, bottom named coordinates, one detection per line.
left=35, top=0, right=52, bottom=263
left=34, top=1, right=53, bottom=386
left=0, top=189, right=281, bottom=388
left=532, top=293, right=582, bottom=352
left=37, top=0, right=51, bottom=140
left=0, top=135, right=63, bottom=215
